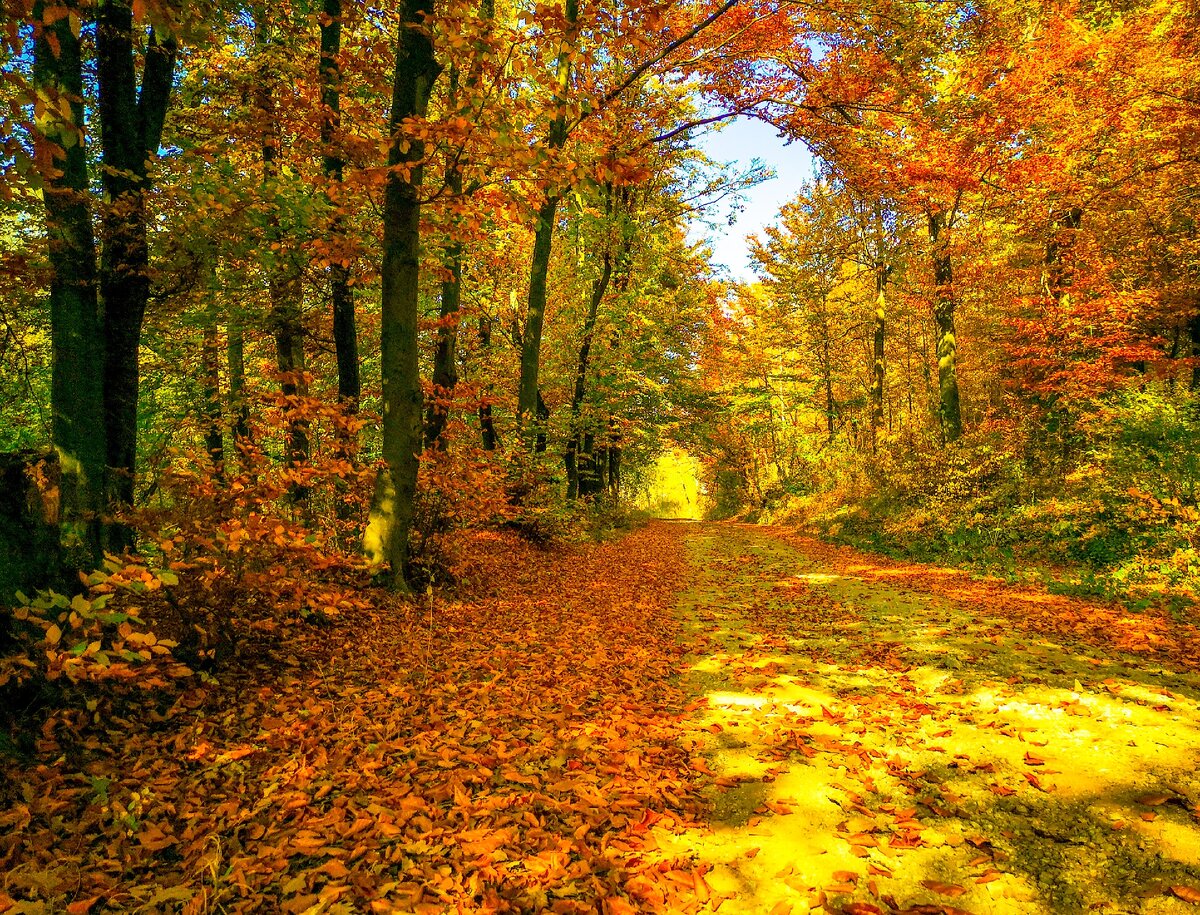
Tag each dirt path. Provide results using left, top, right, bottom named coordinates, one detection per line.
left=4, top=520, right=1200, bottom=915
left=668, top=522, right=1200, bottom=915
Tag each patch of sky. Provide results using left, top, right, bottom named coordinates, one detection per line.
left=688, top=114, right=815, bottom=284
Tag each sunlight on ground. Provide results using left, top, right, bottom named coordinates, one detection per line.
left=666, top=527, right=1200, bottom=915
left=792, top=573, right=843, bottom=584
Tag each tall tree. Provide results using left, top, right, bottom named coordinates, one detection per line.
left=255, top=11, right=309, bottom=479
left=425, top=0, right=495, bottom=448
left=32, top=0, right=104, bottom=563
left=928, top=208, right=962, bottom=443
left=364, top=0, right=440, bottom=584
left=95, top=0, right=177, bottom=547
left=516, top=0, right=578, bottom=446
left=319, top=0, right=361, bottom=411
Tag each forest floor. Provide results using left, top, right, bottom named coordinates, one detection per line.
left=3, top=522, right=1200, bottom=915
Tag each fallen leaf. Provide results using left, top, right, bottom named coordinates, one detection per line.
left=1171, top=886, right=1200, bottom=904
left=921, top=881, right=967, bottom=897
left=1138, top=794, right=1172, bottom=807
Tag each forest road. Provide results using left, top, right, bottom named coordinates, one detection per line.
left=661, top=521, right=1200, bottom=915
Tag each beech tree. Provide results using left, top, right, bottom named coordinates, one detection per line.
left=364, top=0, right=440, bottom=583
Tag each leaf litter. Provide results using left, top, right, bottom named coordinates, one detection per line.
left=2, top=521, right=1200, bottom=914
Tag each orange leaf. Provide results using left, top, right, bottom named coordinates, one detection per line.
left=66, top=899, right=100, bottom=915
left=602, top=897, right=637, bottom=915
left=921, top=881, right=966, bottom=897
left=1171, top=886, right=1200, bottom=904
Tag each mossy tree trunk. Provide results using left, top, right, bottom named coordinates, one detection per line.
left=425, top=66, right=464, bottom=450
left=203, top=265, right=224, bottom=476
left=477, top=315, right=500, bottom=450
left=928, top=210, right=962, bottom=443
left=32, top=0, right=104, bottom=566
left=565, top=247, right=613, bottom=499
left=870, top=261, right=889, bottom=441
left=364, top=0, right=440, bottom=585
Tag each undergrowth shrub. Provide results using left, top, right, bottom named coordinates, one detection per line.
left=409, top=446, right=511, bottom=588
left=136, top=389, right=375, bottom=659
left=501, top=451, right=581, bottom=546
left=0, top=562, right=195, bottom=754
left=773, top=386, right=1200, bottom=605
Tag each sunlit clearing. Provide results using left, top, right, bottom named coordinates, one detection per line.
left=632, top=448, right=704, bottom=519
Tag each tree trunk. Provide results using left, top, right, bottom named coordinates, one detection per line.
left=870, top=262, right=888, bottom=442
left=203, top=269, right=224, bottom=476
left=535, top=388, right=550, bottom=454
left=565, top=248, right=613, bottom=498
left=426, top=0, right=493, bottom=448
left=321, top=0, right=361, bottom=410
left=96, top=1, right=177, bottom=550
left=518, top=194, right=562, bottom=437
left=227, top=309, right=252, bottom=462
left=1190, top=313, right=1200, bottom=392
left=270, top=272, right=310, bottom=473
left=32, top=0, right=105, bottom=566
left=928, top=210, right=962, bottom=443
left=478, top=316, right=500, bottom=450
left=1042, top=206, right=1083, bottom=303
left=607, top=416, right=621, bottom=500
left=257, top=16, right=309, bottom=477
left=516, top=0, right=578, bottom=442
left=821, top=331, right=835, bottom=439
left=426, top=68, right=464, bottom=449
left=364, top=0, right=439, bottom=585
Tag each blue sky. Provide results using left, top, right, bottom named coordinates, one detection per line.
left=692, top=116, right=815, bottom=283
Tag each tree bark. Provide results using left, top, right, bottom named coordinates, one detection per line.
left=320, top=0, right=361, bottom=410
left=227, top=309, right=252, bottom=462
left=928, top=210, right=962, bottom=443
left=427, top=0, right=494, bottom=448
left=823, top=332, right=835, bottom=439
left=1190, top=313, right=1200, bottom=392
left=565, top=248, right=613, bottom=498
left=478, top=315, right=500, bottom=450
left=364, top=0, right=440, bottom=584
left=425, top=67, right=464, bottom=449
left=203, top=268, right=224, bottom=476
left=516, top=0, right=578, bottom=442
left=1043, top=206, right=1083, bottom=303
left=96, top=1, right=177, bottom=550
left=32, top=0, right=105, bottom=565
left=256, top=15, right=309, bottom=477
left=870, top=262, right=888, bottom=441
left=519, top=195, right=562, bottom=438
